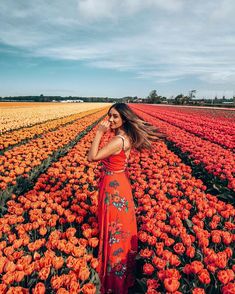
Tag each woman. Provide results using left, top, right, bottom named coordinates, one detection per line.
left=88, top=103, right=164, bottom=294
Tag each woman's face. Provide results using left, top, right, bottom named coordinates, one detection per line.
left=108, top=108, right=124, bottom=130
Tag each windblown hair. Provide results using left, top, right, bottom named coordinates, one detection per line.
left=108, top=103, right=166, bottom=151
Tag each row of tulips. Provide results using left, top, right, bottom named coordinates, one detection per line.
left=132, top=105, right=234, bottom=150
left=125, top=132, right=235, bottom=293
left=151, top=105, right=235, bottom=126
left=166, top=107, right=235, bottom=122
left=0, top=116, right=108, bottom=293
left=0, top=107, right=106, bottom=152
left=0, top=108, right=108, bottom=191
left=0, top=102, right=109, bottom=133
left=130, top=105, right=235, bottom=192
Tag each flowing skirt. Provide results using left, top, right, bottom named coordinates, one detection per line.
left=97, top=170, right=138, bottom=294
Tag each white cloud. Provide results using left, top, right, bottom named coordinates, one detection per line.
left=36, top=46, right=109, bottom=60
left=210, top=0, right=235, bottom=21
left=76, top=0, right=184, bottom=21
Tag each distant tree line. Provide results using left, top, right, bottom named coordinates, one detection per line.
left=144, top=90, right=235, bottom=106
left=0, top=94, right=117, bottom=103
left=0, top=91, right=234, bottom=107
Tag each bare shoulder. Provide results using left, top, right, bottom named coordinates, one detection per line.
left=116, top=134, right=132, bottom=150
left=109, top=136, right=124, bottom=147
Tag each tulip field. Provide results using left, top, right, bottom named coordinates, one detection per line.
left=0, top=102, right=234, bottom=294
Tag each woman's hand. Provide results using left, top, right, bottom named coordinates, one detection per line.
left=97, top=121, right=110, bottom=134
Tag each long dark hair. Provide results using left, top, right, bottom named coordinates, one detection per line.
left=108, top=103, right=166, bottom=150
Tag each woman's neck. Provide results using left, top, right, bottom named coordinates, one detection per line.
left=115, top=128, right=125, bottom=136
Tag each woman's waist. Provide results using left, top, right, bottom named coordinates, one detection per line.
left=101, top=166, right=126, bottom=175
left=101, top=161, right=127, bottom=172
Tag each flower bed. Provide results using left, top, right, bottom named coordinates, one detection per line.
left=0, top=109, right=108, bottom=191
left=128, top=140, right=235, bottom=293
left=0, top=117, right=105, bottom=293
left=0, top=110, right=234, bottom=293
left=0, top=102, right=110, bottom=133
left=131, top=105, right=234, bottom=150
left=0, top=107, right=106, bottom=152
left=130, top=105, right=235, bottom=193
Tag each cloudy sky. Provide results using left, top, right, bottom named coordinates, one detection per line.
left=0, top=0, right=235, bottom=98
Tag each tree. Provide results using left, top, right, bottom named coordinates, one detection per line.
left=147, top=90, right=162, bottom=104
left=174, top=94, right=183, bottom=104
left=174, top=94, right=191, bottom=105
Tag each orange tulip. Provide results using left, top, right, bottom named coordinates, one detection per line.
left=218, top=270, right=235, bottom=285
left=38, top=266, right=50, bottom=280
left=77, top=266, right=90, bottom=281
left=143, top=263, right=155, bottom=275
left=32, top=283, right=46, bottom=294
left=192, top=288, right=206, bottom=294
left=81, top=283, right=96, bottom=294
left=88, top=237, right=99, bottom=248
left=163, top=278, right=180, bottom=292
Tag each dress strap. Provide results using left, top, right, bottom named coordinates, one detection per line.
left=116, top=135, right=125, bottom=150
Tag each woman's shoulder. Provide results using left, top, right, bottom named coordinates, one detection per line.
left=115, top=134, right=129, bottom=143
left=108, top=135, right=125, bottom=149
left=115, top=134, right=126, bottom=141
left=115, top=133, right=129, bottom=140
left=115, top=134, right=132, bottom=150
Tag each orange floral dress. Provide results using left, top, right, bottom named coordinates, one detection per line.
left=97, top=135, right=138, bottom=294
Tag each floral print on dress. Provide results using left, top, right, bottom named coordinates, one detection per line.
left=104, top=190, right=129, bottom=212
left=112, top=194, right=129, bottom=212
left=109, top=180, right=120, bottom=188
left=107, top=260, right=127, bottom=278
left=108, top=219, right=130, bottom=245
left=113, top=247, right=124, bottom=256
left=114, top=261, right=127, bottom=277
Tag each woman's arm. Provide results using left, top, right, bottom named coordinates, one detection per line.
left=87, top=121, right=123, bottom=162
left=87, top=130, right=103, bottom=162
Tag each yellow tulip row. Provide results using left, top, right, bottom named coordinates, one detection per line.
left=0, top=107, right=107, bottom=151
left=0, top=102, right=111, bottom=133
